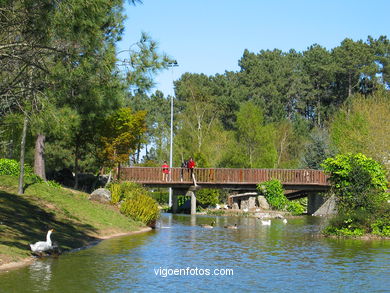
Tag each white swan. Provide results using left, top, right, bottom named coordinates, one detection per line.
left=261, top=219, right=271, bottom=226
left=282, top=218, right=288, bottom=224
left=30, top=229, right=54, bottom=253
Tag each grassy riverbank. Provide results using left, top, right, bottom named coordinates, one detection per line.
left=0, top=175, right=145, bottom=267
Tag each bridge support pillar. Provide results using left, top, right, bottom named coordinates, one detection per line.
left=307, top=193, right=336, bottom=216
left=172, top=189, right=178, bottom=214
left=186, top=188, right=197, bottom=215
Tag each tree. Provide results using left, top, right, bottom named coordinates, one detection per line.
left=100, top=107, right=146, bottom=179
left=332, top=38, right=378, bottom=99
left=220, top=101, right=277, bottom=168
left=174, top=73, right=222, bottom=165
left=0, top=0, right=132, bottom=191
left=238, top=49, right=307, bottom=122
left=302, top=127, right=335, bottom=169
left=302, top=44, right=335, bottom=126
left=330, top=91, right=390, bottom=173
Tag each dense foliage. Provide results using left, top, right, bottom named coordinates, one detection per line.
left=196, top=188, right=220, bottom=207
left=322, top=153, right=390, bottom=236
left=0, top=158, right=40, bottom=182
left=257, top=179, right=304, bottom=215
left=109, top=181, right=160, bottom=226
left=120, top=192, right=160, bottom=226
left=257, top=179, right=287, bottom=210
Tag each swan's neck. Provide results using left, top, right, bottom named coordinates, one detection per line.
left=46, top=231, right=52, bottom=245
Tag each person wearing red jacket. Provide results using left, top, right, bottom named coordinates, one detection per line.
left=188, top=157, right=196, bottom=184
left=162, top=161, right=169, bottom=181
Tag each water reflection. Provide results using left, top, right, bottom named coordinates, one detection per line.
left=28, top=259, right=53, bottom=292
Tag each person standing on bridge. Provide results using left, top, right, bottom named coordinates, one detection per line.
left=162, top=161, right=169, bottom=182
left=188, top=157, right=196, bottom=185
left=180, top=159, right=188, bottom=182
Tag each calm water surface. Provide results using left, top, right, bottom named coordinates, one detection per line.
left=1, top=214, right=389, bottom=292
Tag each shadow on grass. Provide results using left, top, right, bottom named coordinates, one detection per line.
left=0, top=190, right=98, bottom=253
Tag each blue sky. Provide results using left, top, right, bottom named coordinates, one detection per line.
left=117, top=0, right=390, bottom=96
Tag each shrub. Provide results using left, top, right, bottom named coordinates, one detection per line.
left=177, top=195, right=190, bottom=207
left=257, top=179, right=288, bottom=210
left=196, top=188, right=220, bottom=207
left=0, top=158, right=43, bottom=183
left=322, top=153, right=388, bottom=214
left=120, top=193, right=159, bottom=226
left=287, top=200, right=305, bottom=215
left=45, top=180, right=62, bottom=189
left=108, top=181, right=146, bottom=204
left=321, top=153, right=389, bottom=236
left=121, top=181, right=146, bottom=200
left=371, top=205, right=390, bottom=236
left=109, top=183, right=122, bottom=204
left=0, top=158, right=20, bottom=176
left=149, top=190, right=169, bottom=204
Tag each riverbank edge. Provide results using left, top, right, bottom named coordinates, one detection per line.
left=0, top=226, right=152, bottom=273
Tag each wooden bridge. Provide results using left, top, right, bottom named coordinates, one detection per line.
left=117, top=167, right=330, bottom=195
left=117, top=167, right=331, bottom=215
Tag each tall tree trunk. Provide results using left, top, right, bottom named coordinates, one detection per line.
left=348, top=73, right=352, bottom=97
left=74, top=145, right=79, bottom=189
left=136, top=141, right=141, bottom=163
left=34, top=133, right=46, bottom=180
left=117, top=162, right=121, bottom=181
left=18, top=115, right=28, bottom=194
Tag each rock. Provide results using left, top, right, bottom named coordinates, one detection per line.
left=257, top=196, right=270, bottom=210
left=89, top=188, right=111, bottom=203
left=248, top=197, right=256, bottom=209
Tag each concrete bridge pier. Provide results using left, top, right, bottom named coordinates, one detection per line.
left=172, top=189, right=179, bottom=214
left=187, top=188, right=197, bottom=215
left=307, top=193, right=336, bottom=216
left=171, top=187, right=197, bottom=214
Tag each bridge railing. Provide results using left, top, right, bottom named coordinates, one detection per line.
left=117, top=167, right=329, bottom=185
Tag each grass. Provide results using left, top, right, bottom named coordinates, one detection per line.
left=0, top=175, right=143, bottom=266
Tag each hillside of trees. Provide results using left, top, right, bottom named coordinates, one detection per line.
left=132, top=36, right=390, bottom=174
left=1, top=1, right=389, bottom=190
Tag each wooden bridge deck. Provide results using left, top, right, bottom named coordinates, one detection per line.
left=117, top=167, right=330, bottom=191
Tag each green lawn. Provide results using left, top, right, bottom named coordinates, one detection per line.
left=0, top=175, right=143, bottom=265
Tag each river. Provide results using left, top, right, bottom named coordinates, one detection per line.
left=1, top=214, right=389, bottom=292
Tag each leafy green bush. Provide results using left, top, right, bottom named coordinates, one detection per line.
left=109, top=183, right=122, bottom=204
left=108, top=181, right=146, bottom=204
left=196, top=188, right=220, bottom=206
left=177, top=195, right=190, bottom=207
left=323, top=225, right=364, bottom=237
left=120, top=193, right=159, bottom=226
left=0, top=158, right=20, bottom=176
left=45, top=180, right=62, bottom=189
left=257, top=179, right=288, bottom=210
left=121, top=181, right=146, bottom=200
left=371, top=220, right=390, bottom=236
left=321, top=153, right=389, bottom=236
left=149, top=190, right=169, bottom=204
left=287, top=200, right=305, bottom=215
left=0, top=158, right=43, bottom=183
left=322, top=153, right=388, bottom=214
left=371, top=205, right=390, bottom=236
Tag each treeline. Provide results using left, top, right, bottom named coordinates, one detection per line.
left=135, top=36, right=390, bottom=173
